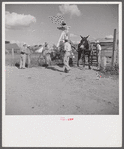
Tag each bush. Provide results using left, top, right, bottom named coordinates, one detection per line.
left=100, top=64, right=119, bottom=75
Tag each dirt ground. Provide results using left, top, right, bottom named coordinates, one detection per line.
left=5, top=65, right=119, bottom=115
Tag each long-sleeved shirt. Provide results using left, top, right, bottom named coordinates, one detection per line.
left=64, top=42, right=72, bottom=52
left=96, top=44, right=102, bottom=51
left=57, top=31, right=70, bottom=47
left=21, top=46, right=27, bottom=53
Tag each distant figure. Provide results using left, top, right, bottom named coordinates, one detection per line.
left=26, top=45, right=32, bottom=68
left=38, top=42, right=52, bottom=67
left=96, top=40, right=102, bottom=70
left=44, top=42, right=52, bottom=66
left=20, top=43, right=27, bottom=69
left=63, top=38, right=72, bottom=73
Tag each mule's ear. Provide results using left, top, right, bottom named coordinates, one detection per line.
left=80, top=35, right=83, bottom=39
left=86, top=35, right=90, bottom=39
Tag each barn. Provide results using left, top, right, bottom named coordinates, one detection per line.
left=5, top=42, right=20, bottom=54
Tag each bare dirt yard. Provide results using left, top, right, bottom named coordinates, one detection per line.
left=5, top=65, right=119, bottom=115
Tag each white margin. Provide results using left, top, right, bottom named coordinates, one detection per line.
left=2, top=2, right=122, bottom=147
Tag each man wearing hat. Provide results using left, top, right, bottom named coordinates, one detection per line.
left=40, top=42, right=51, bottom=67
left=96, top=40, right=102, bottom=70
left=57, top=25, right=71, bottom=48
left=63, top=37, right=72, bottom=73
left=20, top=43, right=27, bottom=69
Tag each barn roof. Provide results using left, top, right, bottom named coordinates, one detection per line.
left=5, top=43, right=20, bottom=50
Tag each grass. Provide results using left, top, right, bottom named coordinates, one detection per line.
left=100, top=64, right=119, bottom=75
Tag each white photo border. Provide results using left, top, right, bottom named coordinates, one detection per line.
left=2, top=1, right=122, bottom=147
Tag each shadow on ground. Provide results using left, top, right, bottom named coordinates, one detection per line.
left=45, top=66, right=64, bottom=72
left=15, top=62, right=28, bottom=68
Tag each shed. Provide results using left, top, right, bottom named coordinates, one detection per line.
left=5, top=43, right=20, bottom=53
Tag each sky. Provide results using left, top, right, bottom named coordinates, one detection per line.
left=5, top=3, right=119, bottom=46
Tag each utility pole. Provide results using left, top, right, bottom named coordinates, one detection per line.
left=11, top=48, right=14, bottom=66
left=111, top=29, right=116, bottom=67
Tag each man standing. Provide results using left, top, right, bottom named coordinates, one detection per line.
left=96, top=40, right=102, bottom=70
left=43, top=42, right=51, bottom=66
left=38, top=42, right=51, bottom=67
left=26, top=45, right=32, bottom=68
left=20, top=43, right=27, bottom=69
left=63, top=38, right=72, bottom=73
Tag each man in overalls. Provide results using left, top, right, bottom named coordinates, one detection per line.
left=20, top=43, right=27, bottom=69
left=63, top=38, right=72, bottom=73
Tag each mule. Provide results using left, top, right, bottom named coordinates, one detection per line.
left=77, top=35, right=92, bottom=69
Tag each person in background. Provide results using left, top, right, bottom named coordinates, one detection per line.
left=20, top=43, right=27, bottom=69
left=96, top=40, right=102, bottom=70
left=26, top=45, right=32, bottom=68
left=42, top=42, right=52, bottom=67
left=63, top=38, right=72, bottom=73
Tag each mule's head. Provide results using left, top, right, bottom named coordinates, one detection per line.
left=80, top=35, right=89, bottom=43
left=80, top=35, right=90, bottom=49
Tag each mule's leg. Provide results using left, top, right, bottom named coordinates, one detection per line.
left=77, top=51, right=81, bottom=67
left=88, top=52, right=91, bottom=69
left=82, top=50, right=85, bottom=67
left=49, top=55, right=52, bottom=66
left=82, top=55, right=85, bottom=67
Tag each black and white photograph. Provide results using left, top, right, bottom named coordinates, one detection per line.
left=2, top=1, right=122, bottom=147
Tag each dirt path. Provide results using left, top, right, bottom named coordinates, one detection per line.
left=5, top=65, right=119, bottom=115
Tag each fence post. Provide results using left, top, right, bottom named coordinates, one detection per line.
left=116, top=39, right=119, bottom=65
left=11, top=48, right=14, bottom=66
left=111, top=29, right=116, bottom=67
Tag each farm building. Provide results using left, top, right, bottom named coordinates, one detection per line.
left=90, top=38, right=119, bottom=68
left=5, top=42, right=20, bottom=54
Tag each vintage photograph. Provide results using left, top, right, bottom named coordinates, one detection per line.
left=4, top=3, right=119, bottom=115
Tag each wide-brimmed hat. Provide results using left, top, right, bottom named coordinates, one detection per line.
left=57, top=25, right=71, bottom=31
left=61, top=20, right=66, bottom=26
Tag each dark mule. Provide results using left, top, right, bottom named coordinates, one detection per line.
left=77, top=35, right=92, bottom=69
